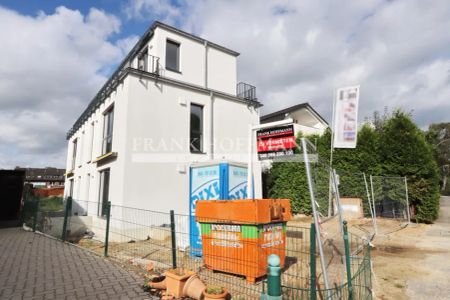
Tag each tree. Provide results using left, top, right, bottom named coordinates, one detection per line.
left=426, top=123, right=450, bottom=195
left=378, top=110, right=440, bottom=222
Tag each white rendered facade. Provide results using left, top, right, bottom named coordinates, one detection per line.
left=64, top=22, right=262, bottom=216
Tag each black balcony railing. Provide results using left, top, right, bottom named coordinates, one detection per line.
left=237, top=82, right=257, bottom=101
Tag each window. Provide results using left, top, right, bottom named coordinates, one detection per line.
left=88, top=122, right=95, bottom=162
left=71, top=139, right=77, bottom=170
left=102, top=106, right=114, bottom=154
left=76, top=176, right=81, bottom=199
left=166, top=40, right=180, bottom=72
left=138, top=47, right=148, bottom=71
left=85, top=173, right=90, bottom=203
left=190, top=104, right=203, bottom=153
left=68, top=179, right=74, bottom=198
left=79, top=131, right=84, bottom=165
left=98, top=169, right=110, bottom=217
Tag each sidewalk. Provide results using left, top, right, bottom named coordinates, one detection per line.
left=0, top=227, right=152, bottom=300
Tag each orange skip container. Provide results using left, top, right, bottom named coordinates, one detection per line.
left=196, top=199, right=292, bottom=283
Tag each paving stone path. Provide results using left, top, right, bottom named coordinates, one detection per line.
left=0, top=227, right=153, bottom=299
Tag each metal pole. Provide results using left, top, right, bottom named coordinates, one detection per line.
left=404, top=177, right=411, bottom=224
left=343, top=221, right=354, bottom=300
left=363, top=173, right=376, bottom=235
left=369, top=175, right=378, bottom=234
left=331, top=169, right=344, bottom=234
left=301, top=138, right=330, bottom=290
left=328, top=91, right=337, bottom=217
left=310, top=224, right=317, bottom=300
left=170, top=210, right=177, bottom=269
left=62, top=197, right=72, bottom=241
left=32, top=196, right=39, bottom=232
left=247, top=124, right=254, bottom=199
left=104, top=201, right=111, bottom=257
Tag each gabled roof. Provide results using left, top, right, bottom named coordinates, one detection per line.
left=260, top=102, right=328, bottom=125
left=66, top=21, right=242, bottom=140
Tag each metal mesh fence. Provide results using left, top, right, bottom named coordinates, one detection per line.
left=21, top=196, right=372, bottom=299
left=370, top=175, right=410, bottom=234
left=20, top=138, right=373, bottom=299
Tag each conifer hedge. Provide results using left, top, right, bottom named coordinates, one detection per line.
left=265, top=110, right=441, bottom=222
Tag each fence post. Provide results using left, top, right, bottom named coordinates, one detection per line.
left=62, top=197, right=72, bottom=241
left=267, top=254, right=282, bottom=299
left=310, top=224, right=317, bottom=300
left=32, top=196, right=39, bottom=232
left=170, top=210, right=177, bottom=269
left=104, top=201, right=111, bottom=257
left=343, top=221, right=353, bottom=300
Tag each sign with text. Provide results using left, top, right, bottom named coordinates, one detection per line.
left=333, top=86, right=360, bottom=148
left=257, top=125, right=296, bottom=160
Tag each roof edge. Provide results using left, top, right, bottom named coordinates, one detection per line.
left=260, top=102, right=328, bottom=125
left=154, top=21, right=240, bottom=56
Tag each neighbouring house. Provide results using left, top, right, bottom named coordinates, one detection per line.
left=64, top=21, right=263, bottom=221
left=260, top=103, right=328, bottom=136
left=15, top=167, right=65, bottom=188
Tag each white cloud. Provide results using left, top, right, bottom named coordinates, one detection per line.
left=2, top=1, right=450, bottom=168
left=130, top=0, right=450, bottom=127
left=0, top=6, right=129, bottom=168
left=124, top=0, right=182, bottom=24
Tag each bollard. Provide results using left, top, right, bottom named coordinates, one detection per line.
left=266, top=254, right=282, bottom=300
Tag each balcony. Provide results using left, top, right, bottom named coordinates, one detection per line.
left=237, top=82, right=257, bottom=102
left=137, top=53, right=160, bottom=75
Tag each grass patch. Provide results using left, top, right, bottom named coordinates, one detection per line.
left=39, top=196, right=64, bottom=212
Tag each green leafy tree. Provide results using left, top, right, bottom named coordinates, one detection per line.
left=426, top=123, right=450, bottom=195
left=379, top=110, right=440, bottom=222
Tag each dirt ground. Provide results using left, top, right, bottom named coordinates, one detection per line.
left=371, top=196, right=450, bottom=300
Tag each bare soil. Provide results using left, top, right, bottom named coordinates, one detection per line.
left=371, top=196, right=450, bottom=300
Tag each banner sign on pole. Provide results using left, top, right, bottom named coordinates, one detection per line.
left=333, top=85, right=360, bottom=148
left=257, top=124, right=295, bottom=160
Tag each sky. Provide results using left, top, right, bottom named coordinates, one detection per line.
left=0, top=0, right=449, bottom=169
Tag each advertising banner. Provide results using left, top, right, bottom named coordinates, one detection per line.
left=333, top=86, right=360, bottom=148
left=257, top=125, right=296, bottom=160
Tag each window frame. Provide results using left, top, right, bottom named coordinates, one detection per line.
left=165, top=39, right=180, bottom=72
left=88, top=121, right=95, bottom=162
left=71, top=138, right=78, bottom=170
left=98, top=169, right=110, bottom=217
left=102, top=105, right=114, bottom=155
left=190, top=103, right=204, bottom=153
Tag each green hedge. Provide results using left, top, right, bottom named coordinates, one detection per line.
left=266, top=110, right=441, bottom=222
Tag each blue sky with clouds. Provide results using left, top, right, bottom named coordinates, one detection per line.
left=1, top=0, right=450, bottom=169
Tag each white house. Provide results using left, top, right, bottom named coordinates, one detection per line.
left=260, top=103, right=328, bottom=136
left=64, top=21, right=262, bottom=220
